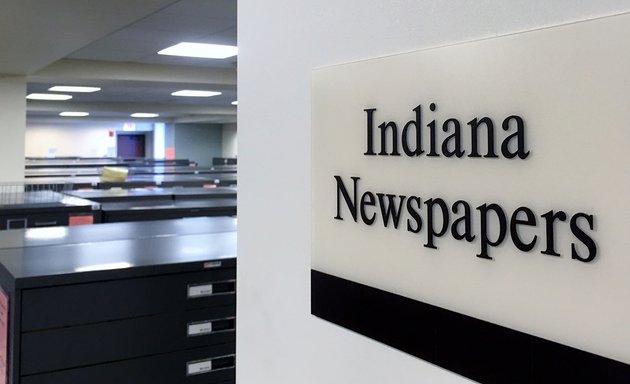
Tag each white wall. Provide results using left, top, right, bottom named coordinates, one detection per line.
left=238, top=1, right=630, bottom=384
left=0, top=76, right=26, bottom=182
left=25, top=121, right=160, bottom=158
left=222, top=123, right=237, bottom=158
left=26, top=122, right=119, bottom=158
left=173, top=123, right=223, bottom=165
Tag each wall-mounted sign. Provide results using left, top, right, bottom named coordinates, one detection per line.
left=311, top=13, right=630, bottom=382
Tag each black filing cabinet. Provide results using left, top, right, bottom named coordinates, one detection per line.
left=0, top=224, right=236, bottom=384
left=0, top=191, right=100, bottom=230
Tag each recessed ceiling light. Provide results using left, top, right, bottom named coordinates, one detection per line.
left=131, top=113, right=159, bottom=118
left=231, top=101, right=238, bottom=106
left=172, top=90, right=222, bottom=97
left=49, top=86, right=101, bottom=93
left=59, top=112, right=89, bottom=117
left=26, top=93, right=72, bottom=101
left=158, top=42, right=238, bottom=59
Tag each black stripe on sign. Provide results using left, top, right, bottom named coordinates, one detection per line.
left=311, top=269, right=630, bottom=383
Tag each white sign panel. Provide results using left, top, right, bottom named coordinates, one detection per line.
left=311, top=13, right=630, bottom=376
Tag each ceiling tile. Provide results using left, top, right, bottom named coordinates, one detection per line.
left=159, top=0, right=237, bottom=20
left=25, top=0, right=237, bottom=122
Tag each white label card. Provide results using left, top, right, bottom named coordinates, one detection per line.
left=188, top=283, right=213, bottom=298
left=186, top=359, right=213, bottom=376
left=188, top=321, right=213, bottom=336
left=203, top=261, right=222, bottom=269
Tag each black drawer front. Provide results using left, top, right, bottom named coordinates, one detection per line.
left=22, top=269, right=236, bottom=331
left=21, top=306, right=236, bottom=375
left=0, top=213, right=69, bottom=230
left=21, top=344, right=235, bottom=384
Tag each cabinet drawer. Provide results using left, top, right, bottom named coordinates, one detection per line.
left=22, top=269, right=236, bottom=331
left=21, top=306, right=236, bottom=375
left=0, top=213, right=68, bottom=230
left=21, top=344, right=235, bottom=384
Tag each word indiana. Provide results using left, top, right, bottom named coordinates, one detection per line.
left=364, top=103, right=530, bottom=159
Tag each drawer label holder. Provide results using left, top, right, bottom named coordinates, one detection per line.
left=187, top=283, right=213, bottom=298
left=187, top=320, right=213, bottom=336
left=187, top=317, right=236, bottom=337
left=186, top=355, right=235, bottom=376
left=187, top=280, right=236, bottom=299
left=186, top=358, right=213, bottom=376
left=203, top=261, right=222, bottom=269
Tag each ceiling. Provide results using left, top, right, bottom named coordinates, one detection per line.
left=1, top=0, right=237, bottom=124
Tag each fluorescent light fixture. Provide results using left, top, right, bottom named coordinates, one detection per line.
left=231, top=101, right=238, bottom=106
left=158, top=42, right=238, bottom=59
left=26, top=93, right=72, bottom=101
left=59, top=111, right=89, bottom=117
left=49, top=86, right=101, bottom=93
left=172, top=90, right=221, bottom=97
left=131, top=113, right=159, bottom=118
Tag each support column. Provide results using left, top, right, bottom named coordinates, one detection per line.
left=0, top=75, right=26, bottom=182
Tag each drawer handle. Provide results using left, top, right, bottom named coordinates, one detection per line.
left=187, top=317, right=235, bottom=337
left=186, top=354, right=235, bottom=376
left=187, top=280, right=235, bottom=299
left=34, top=220, right=58, bottom=227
